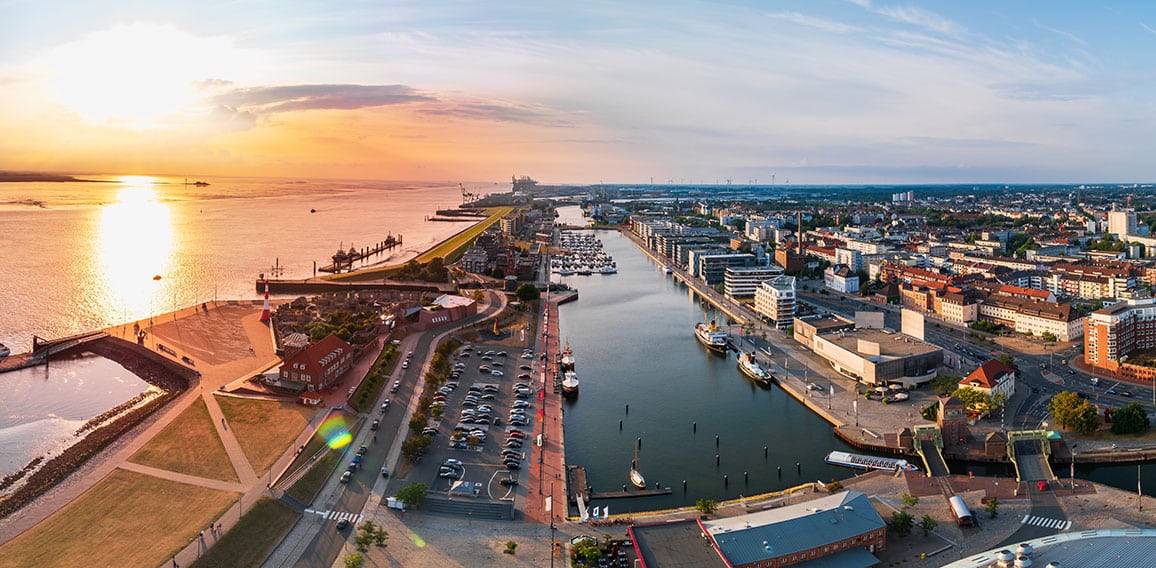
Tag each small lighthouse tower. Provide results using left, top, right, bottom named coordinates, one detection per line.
left=260, top=281, right=272, bottom=323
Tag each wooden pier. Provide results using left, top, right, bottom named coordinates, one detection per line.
left=318, top=236, right=402, bottom=273
left=567, top=465, right=673, bottom=503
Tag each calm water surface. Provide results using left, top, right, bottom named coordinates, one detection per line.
left=557, top=226, right=854, bottom=513
left=0, top=353, right=150, bottom=478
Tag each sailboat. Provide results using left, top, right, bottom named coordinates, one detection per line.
left=629, top=438, right=646, bottom=489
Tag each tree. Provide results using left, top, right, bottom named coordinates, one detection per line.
left=355, top=521, right=388, bottom=552
left=919, top=514, right=939, bottom=536
left=1048, top=391, right=1101, bottom=434
left=1041, top=331, right=1058, bottom=342
left=397, top=482, right=428, bottom=508
left=696, top=498, right=719, bottom=516
left=570, top=538, right=602, bottom=563
left=890, top=510, right=914, bottom=537
left=985, top=497, right=999, bottom=518
left=901, top=492, right=920, bottom=508
left=826, top=479, right=844, bottom=494
left=997, top=354, right=1016, bottom=369
left=401, top=434, right=430, bottom=462
left=1111, top=402, right=1150, bottom=435
left=515, top=283, right=540, bottom=302
left=343, top=553, right=364, bottom=568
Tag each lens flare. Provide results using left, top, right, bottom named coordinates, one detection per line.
left=318, top=415, right=351, bottom=449
left=405, top=528, right=427, bottom=548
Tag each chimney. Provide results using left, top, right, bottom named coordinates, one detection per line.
left=797, top=210, right=803, bottom=255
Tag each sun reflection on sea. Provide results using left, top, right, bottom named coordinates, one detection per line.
left=98, top=177, right=173, bottom=324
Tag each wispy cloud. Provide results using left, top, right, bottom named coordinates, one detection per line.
left=418, top=100, right=574, bottom=127
left=1142, top=22, right=1156, bottom=36
left=874, top=4, right=967, bottom=38
left=1033, top=20, right=1088, bottom=46
left=765, top=12, right=859, bottom=34
left=203, top=83, right=434, bottom=114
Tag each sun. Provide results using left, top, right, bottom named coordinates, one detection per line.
left=35, top=22, right=248, bottom=129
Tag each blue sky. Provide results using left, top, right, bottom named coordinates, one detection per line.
left=2, top=0, right=1155, bottom=183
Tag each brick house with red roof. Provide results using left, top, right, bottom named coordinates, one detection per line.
left=278, top=334, right=354, bottom=392
left=959, top=358, right=1016, bottom=402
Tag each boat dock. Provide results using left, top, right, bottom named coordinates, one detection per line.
left=567, top=465, right=673, bottom=503
left=318, top=236, right=402, bottom=273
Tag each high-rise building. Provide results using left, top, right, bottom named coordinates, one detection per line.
left=1108, top=207, right=1137, bottom=239
left=754, top=275, right=796, bottom=329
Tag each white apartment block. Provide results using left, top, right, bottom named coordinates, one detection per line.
left=724, top=265, right=785, bottom=299
left=754, top=275, right=796, bottom=329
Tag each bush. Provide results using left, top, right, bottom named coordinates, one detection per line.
left=890, top=510, right=914, bottom=537
left=1111, top=402, right=1150, bottom=435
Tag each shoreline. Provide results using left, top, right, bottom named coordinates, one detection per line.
left=616, top=226, right=1156, bottom=471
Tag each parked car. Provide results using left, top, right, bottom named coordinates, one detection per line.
left=370, top=419, right=380, bottom=430
left=337, top=518, right=350, bottom=530
left=390, top=380, right=401, bottom=393
left=340, top=471, right=353, bottom=483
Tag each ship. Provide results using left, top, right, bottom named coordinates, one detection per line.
left=824, top=450, right=919, bottom=473
left=561, top=370, right=580, bottom=396
left=560, top=342, right=578, bottom=396
left=737, top=352, right=771, bottom=384
left=629, top=438, right=646, bottom=489
left=694, top=321, right=729, bottom=354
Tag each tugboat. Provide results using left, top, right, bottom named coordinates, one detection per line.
left=737, top=352, right=771, bottom=385
left=694, top=321, right=729, bottom=354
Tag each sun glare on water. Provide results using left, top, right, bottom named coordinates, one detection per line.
left=98, top=176, right=174, bottom=321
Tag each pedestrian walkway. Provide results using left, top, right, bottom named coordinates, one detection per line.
left=1021, top=514, right=1071, bottom=531
left=305, top=508, right=364, bottom=525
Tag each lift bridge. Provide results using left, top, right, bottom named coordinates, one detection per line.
left=1007, top=430, right=1057, bottom=483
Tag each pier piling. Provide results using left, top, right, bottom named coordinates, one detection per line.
left=744, top=471, right=748, bottom=483
left=715, top=434, right=719, bottom=448
left=619, top=420, right=622, bottom=430
left=777, top=466, right=782, bottom=478
left=724, top=475, right=729, bottom=486
left=764, top=446, right=768, bottom=458
left=796, top=462, right=801, bottom=474
left=693, top=421, right=697, bottom=433
left=683, top=480, right=687, bottom=491
left=715, top=454, right=720, bottom=466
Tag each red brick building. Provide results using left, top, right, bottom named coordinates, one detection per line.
left=278, top=334, right=354, bottom=392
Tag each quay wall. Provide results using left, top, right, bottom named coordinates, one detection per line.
left=258, top=278, right=455, bottom=295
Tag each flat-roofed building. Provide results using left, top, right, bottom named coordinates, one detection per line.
left=697, top=253, right=756, bottom=285
left=725, top=265, right=785, bottom=299
left=755, top=275, right=796, bottom=329
left=794, top=316, right=943, bottom=387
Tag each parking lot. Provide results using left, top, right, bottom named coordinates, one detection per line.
left=409, top=342, right=543, bottom=502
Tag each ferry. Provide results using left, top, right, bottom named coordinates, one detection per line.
left=737, top=352, right=771, bottom=384
left=694, top=321, right=729, bottom=354
left=824, top=450, right=919, bottom=473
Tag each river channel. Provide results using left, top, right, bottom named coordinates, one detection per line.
left=556, top=225, right=856, bottom=513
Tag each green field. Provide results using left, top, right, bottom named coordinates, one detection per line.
left=129, top=397, right=238, bottom=481
left=216, top=396, right=317, bottom=475
left=190, top=497, right=301, bottom=568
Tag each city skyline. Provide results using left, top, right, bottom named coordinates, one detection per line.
left=3, top=1, right=1156, bottom=184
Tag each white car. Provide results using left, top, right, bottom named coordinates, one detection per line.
left=491, top=370, right=504, bottom=377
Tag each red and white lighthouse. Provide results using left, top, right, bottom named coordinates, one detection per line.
left=260, top=281, right=272, bottom=323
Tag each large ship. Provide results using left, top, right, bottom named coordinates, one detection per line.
left=737, top=352, right=771, bottom=384
left=824, top=450, right=919, bottom=473
left=694, top=321, right=729, bottom=354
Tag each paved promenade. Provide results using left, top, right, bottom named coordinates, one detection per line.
left=522, top=291, right=567, bottom=525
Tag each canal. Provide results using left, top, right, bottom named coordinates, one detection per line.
left=556, top=226, right=856, bottom=513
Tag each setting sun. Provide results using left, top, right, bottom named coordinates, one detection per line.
left=35, top=23, right=252, bottom=129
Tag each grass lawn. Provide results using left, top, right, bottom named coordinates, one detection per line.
left=190, top=497, right=301, bottom=568
left=216, top=396, right=316, bottom=475
left=128, top=397, right=238, bottom=482
left=329, top=206, right=512, bottom=282
left=0, top=469, right=238, bottom=568
left=285, top=451, right=341, bottom=505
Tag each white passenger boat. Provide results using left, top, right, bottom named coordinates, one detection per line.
left=824, top=450, right=919, bottom=472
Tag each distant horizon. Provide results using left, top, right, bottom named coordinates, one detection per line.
left=1, top=169, right=1153, bottom=190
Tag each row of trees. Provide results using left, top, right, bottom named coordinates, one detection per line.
left=1047, top=391, right=1151, bottom=435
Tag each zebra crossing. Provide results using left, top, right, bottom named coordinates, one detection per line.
left=1021, top=514, right=1071, bottom=531
left=305, top=508, right=363, bottom=525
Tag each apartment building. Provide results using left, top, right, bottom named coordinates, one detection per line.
left=754, top=275, right=796, bottom=329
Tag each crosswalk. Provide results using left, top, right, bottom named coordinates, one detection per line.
left=1021, top=514, right=1071, bottom=531
left=305, top=509, right=363, bottom=525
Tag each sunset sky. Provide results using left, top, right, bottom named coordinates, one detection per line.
left=3, top=1, right=1156, bottom=184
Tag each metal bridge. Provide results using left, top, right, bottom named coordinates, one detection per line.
left=912, top=424, right=950, bottom=477
left=1007, top=430, right=1056, bottom=483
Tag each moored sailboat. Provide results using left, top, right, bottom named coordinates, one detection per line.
left=630, top=438, right=646, bottom=489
